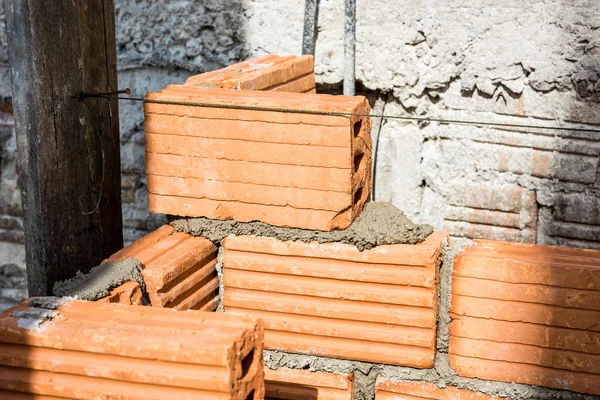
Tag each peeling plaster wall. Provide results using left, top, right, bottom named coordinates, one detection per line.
left=0, top=0, right=599, bottom=278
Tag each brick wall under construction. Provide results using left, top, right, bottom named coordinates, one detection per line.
left=0, top=54, right=598, bottom=400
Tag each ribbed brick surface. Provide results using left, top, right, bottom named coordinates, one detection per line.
left=265, top=367, right=353, bottom=400
left=144, top=86, right=372, bottom=230
left=106, top=224, right=219, bottom=311
left=449, top=239, right=600, bottom=396
left=96, top=281, right=143, bottom=305
left=184, top=54, right=316, bottom=93
left=375, top=381, right=510, bottom=400
left=223, top=231, right=447, bottom=367
left=0, top=298, right=264, bottom=399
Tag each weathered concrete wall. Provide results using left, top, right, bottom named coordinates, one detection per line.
left=1, top=0, right=599, bottom=278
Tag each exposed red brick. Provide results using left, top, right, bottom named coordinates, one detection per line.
left=144, top=86, right=372, bottom=230
left=449, top=240, right=600, bottom=395
left=222, top=231, right=447, bottom=367
left=96, top=281, right=143, bottom=305
left=0, top=299, right=264, bottom=399
left=375, top=380, right=511, bottom=400
left=105, top=224, right=219, bottom=311
left=443, top=184, right=537, bottom=243
left=184, top=55, right=315, bottom=93
left=265, top=367, right=353, bottom=400
left=450, top=356, right=600, bottom=396
left=449, top=317, right=600, bottom=355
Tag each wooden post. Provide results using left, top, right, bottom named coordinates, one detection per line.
left=5, top=0, right=123, bottom=296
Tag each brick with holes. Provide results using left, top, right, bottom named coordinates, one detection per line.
left=105, top=224, right=219, bottom=311
left=96, top=281, right=143, bottom=305
left=0, top=298, right=264, bottom=399
left=144, top=86, right=372, bottom=231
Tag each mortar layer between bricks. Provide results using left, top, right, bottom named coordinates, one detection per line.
left=261, top=240, right=600, bottom=400
left=171, top=201, right=434, bottom=251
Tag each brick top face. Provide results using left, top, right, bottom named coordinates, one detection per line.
left=144, top=86, right=372, bottom=230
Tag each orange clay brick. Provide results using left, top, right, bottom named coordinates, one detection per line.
left=449, top=317, right=600, bottom=355
left=96, top=281, right=143, bottom=305
left=0, top=391, right=65, bottom=400
left=144, top=86, right=372, bottom=231
left=375, top=380, right=511, bottom=400
left=184, top=54, right=315, bottom=93
left=449, top=240, right=600, bottom=396
left=265, top=367, right=353, bottom=400
left=104, top=224, right=219, bottom=311
left=450, top=356, right=600, bottom=396
left=222, top=232, right=447, bottom=367
left=0, top=298, right=264, bottom=400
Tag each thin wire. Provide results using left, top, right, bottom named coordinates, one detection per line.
left=79, top=100, right=106, bottom=215
left=96, top=94, right=600, bottom=134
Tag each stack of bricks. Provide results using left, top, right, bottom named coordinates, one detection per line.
left=139, top=54, right=452, bottom=393
left=81, top=54, right=600, bottom=399
left=449, top=240, right=600, bottom=396
left=0, top=298, right=264, bottom=399
left=222, top=232, right=447, bottom=367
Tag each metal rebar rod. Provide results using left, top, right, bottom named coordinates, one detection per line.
left=343, top=0, right=356, bottom=95
left=302, top=0, right=318, bottom=55
left=371, top=94, right=386, bottom=201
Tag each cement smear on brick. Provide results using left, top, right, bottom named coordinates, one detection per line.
left=52, top=258, right=145, bottom=301
left=262, top=242, right=600, bottom=400
left=170, top=201, right=433, bottom=251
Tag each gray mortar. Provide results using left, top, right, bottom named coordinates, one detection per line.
left=215, top=246, right=225, bottom=312
left=29, top=296, right=69, bottom=310
left=436, top=237, right=473, bottom=352
left=52, top=258, right=145, bottom=301
left=170, top=202, right=434, bottom=251
left=262, top=242, right=600, bottom=400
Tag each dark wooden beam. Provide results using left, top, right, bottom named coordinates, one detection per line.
left=6, top=0, right=123, bottom=296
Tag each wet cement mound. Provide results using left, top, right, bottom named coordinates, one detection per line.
left=52, top=258, right=144, bottom=301
left=170, top=202, right=434, bottom=251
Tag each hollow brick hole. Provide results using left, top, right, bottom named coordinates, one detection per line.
left=241, top=348, right=255, bottom=379
left=353, top=119, right=362, bottom=138
left=353, top=151, right=365, bottom=173
left=354, top=187, right=363, bottom=205
left=245, top=389, right=255, bottom=400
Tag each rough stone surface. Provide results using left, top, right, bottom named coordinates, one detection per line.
left=52, top=258, right=144, bottom=301
left=170, top=202, right=433, bottom=251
